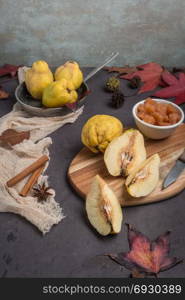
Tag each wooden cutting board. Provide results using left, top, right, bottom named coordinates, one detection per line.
left=68, top=124, right=185, bottom=206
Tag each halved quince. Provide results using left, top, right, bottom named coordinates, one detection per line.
left=125, top=153, right=160, bottom=197
left=86, top=175, right=123, bottom=236
left=104, top=129, right=146, bottom=177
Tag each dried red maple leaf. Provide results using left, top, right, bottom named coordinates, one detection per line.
left=0, top=129, right=30, bottom=146
left=130, top=269, right=145, bottom=278
left=153, top=71, right=185, bottom=105
left=0, top=87, right=9, bottom=99
left=0, top=64, right=21, bottom=78
left=78, top=89, right=91, bottom=100
left=65, top=90, right=91, bottom=111
left=65, top=102, right=77, bottom=111
left=107, top=224, right=182, bottom=276
left=120, top=62, right=164, bottom=94
left=104, top=65, right=138, bottom=75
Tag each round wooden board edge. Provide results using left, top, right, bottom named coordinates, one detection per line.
left=68, top=126, right=185, bottom=207
left=124, top=180, right=185, bottom=206
left=68, top=164, right=185, bottom=207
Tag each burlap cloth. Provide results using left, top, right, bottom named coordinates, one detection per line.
left=0, top=71, right=83, bottom=234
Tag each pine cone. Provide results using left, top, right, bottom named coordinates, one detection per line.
left=111, top=90, right=124, bottom=108
left=106, top=76, right=120, bottom=92
left=129, top=76, right=141, bottom=89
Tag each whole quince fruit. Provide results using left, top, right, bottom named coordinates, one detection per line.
left=42, top=79, right=78, bottom=108
left=81, top=115, right=123, bottom=153
left=25, top=60, right=53, bottom=100
left=54, top=61, right=83, bottom=90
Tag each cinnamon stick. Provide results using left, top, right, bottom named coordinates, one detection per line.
left=19, top=165, right=45, bottom=197
left=7, top=155, right=49, bottom=187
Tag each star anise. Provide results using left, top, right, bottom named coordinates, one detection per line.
left=33, top=182, right=52, bottom=202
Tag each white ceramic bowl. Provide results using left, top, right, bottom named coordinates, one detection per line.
left=132, top=98, right=184, bottom=139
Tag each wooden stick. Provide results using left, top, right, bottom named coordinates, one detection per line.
left=19, top=165, right=45, bottom=197
left=7, top=155, right=49, bottom=187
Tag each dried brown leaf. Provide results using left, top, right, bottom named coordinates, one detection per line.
left=0, top=129, right=30, bottom=146
left=104, top=65, right=138, bottom=75
left=0, top=64, right=21, bottom=77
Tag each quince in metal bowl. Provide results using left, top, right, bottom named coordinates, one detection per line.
left=15, top=81, right=89, bottom=117
left=15, top=60, right=89, bottom=117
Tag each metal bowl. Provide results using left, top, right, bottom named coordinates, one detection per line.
left=15, top=81, right=89, bottom=117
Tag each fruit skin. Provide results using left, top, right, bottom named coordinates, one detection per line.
left=104, top=129, right=146, bottom=176
left=81, top=115, right=123, bottom=153
left=25, top=60, right=53, bottom=100
left=86, top=175, right=123, bottom=236
left=125, top=153, right=160, bottom=197
left=42, top=78, right=78, bottom=107
left=55, top=61, right=83, bottom=90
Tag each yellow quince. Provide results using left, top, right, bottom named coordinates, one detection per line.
left=81, top=115, right=124, bottom=153
left=54, top=61, right=83, bottom=90
left=42, top=79, right=78, bottom=108
left=25, top=60, right=53, bottom=100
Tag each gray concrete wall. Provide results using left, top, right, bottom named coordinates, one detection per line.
left=0, top=0, right=185, bottom=67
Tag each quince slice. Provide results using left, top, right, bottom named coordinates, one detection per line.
left=125, top=153, right=160, bottom=197
left=104, top=129, right=146, bottom=177
left=86, top=175, right=123, bottom=236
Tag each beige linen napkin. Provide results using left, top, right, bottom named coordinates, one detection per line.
left=0, top=102, right=83, bottom=142
left=0, top=70, right=84, bottom=234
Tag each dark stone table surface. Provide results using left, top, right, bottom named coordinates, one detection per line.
left=0, top=68, right=185, bottom=278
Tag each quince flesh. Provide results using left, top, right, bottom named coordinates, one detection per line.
left=25, top=60, right=53, bottom=100
left=104, top=129, right=146, bottom=176
left=125, top=154, right=160, bottom=197
left=81, top=115, right=123, bottom=153
left=55, top=61, right=83, bottom=90
left=42, top=79, right=78, bottom=108
left=86, top=175, right=123, bottom=236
